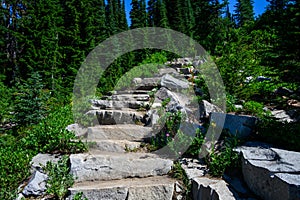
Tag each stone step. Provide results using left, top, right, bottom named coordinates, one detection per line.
left=86, top=110, right=146, bottom=125
left=114, top=90, right=151, bottom=95
left=70, top=151, right=173, bottom=182
left=84, top=139, right=141, bottom=152
left=90, top=99, right=149, bottom=109
left=134, top=77, right=161, bottom=90
left=110, top=94, right=150, bottom=101
left=67, top=176, right=175, bottom=200
left=87, top=125, right=154, bottom=141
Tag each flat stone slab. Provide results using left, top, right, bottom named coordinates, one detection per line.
left=192, top=177, right=235, bottom=200
left=30, top=154, right=61, bottom=173
left=90, top=99, right=149, bottom=109
left=238, top=145, right=300, bottom=200
left=70, top=151, right=173, bottom=182
left=85, top=139, right=141, bottom=152
left=210, top=112, right=257, bottom=138
left=110, top=94, right=150, bottom=101
left=67, top=176, right=175, bottom=200
left=134, top=77, right=161, bottom=90
left=87, top=110, right=145, bottom=125
left=87, top=125, right=154, bottom=141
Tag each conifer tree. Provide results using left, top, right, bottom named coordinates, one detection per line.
left=234, top=0, right=254, bottom=27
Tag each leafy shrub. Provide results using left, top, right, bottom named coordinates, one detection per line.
left=44, top=155, right=74, bottom=200
left=22, top=105, right=87, bottom=154
left=206, top=134, right=240, bottom=177
left=0, top=135, right=33, bottom=200
left=257, top=117, right=300, bottom=152
left=243, top=100, right=270, bottom=118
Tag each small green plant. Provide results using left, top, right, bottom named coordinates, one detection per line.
left=206, top=134, right=240, bottom=177
left=44, top=155, right=74, bottom=200
left=243, top=100, right=270, bottom=118
left=73, top=192, right=88, bottom=200
left=169, top=162, right=192, bottom=199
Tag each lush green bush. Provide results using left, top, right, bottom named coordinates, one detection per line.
left=0, top=135, right=33, bottom=200
left=206, top=134, right=240, bottom=177
left=22, top=105, right=87, bottom=154
left=257, top=117, right=300, bottom=152
left=44, top=155, right=74, bottom=200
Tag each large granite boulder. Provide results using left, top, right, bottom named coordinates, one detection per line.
left=236, top=143, right=300, bottom=200
left=22, top=171, right=48, bottom=197
left=161, top=74, right=189, bottom=90
left=210, top=113, right=257, bottom=138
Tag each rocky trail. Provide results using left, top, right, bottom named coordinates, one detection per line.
left=18, top=58, right=300, bottom=200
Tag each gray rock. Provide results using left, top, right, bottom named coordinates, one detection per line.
left=256, top=76, right=271, bottom=82
left=68, top=176, right=175, bottom=200
left=271, top=109, right=298, bottom=123
left=177, top=68, right=191, bottom=75
left=200, top=100, right=223, bottom=118
left=70, top=152, right=173, bottom=182
left=86, top=139, right=141, bottom=152
left=87, top=110, right=144, bottom=125
left=158, top=67, right=178, bottom=76
left=87, top=124, right=153, bottom=141
left=22, top=171, right=48, bottom=196
left=274, top=87, right=294, bottom=96
left=192, top=177, right=235, bottom=200
left=90, top=99, right=149, bottom=109
left=111, top=94, right=150, bottom=101
left=210, top=113, right=257, bottom=138
left=134, top=77, right=161, bottom=90
left=239, top=145, right=300, bottom=200
left=180, top=158, right=207, bottom=179
left=161, top=74, right=189, bottom=90
left=31, top=154, right=61, bottom=173
left=66, top=123, right=87, bottom=137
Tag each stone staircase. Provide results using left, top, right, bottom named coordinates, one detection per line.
left=66, top=66, right=191, bottom=200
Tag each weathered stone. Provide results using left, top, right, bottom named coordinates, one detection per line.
left=180, top=158, right=207, bottom=179
left=134, top=77, right=161, bottom=90
left=111, top=94, right=150, bottom=101
left=22, top=171, right=48, bottom=197
left=157, top=67, right=178, bottom=76
left=275, top=87, right=294, bottom=96
left=90, top=99, right=149, bottom=109
left=68, top=176, right=175, bottom=200
left=161, top=74, right=189, bottom=90
left=66, top=123, right=87, bottom=138
left=87, top=110, right=145, bottom=125
left=31, top=154, right=61, bottom=173
left=192, top=177, right=235, bottom=200
left=238, top=145, right=300, bottom=200
left=199, top=100, right=223, bottom=118
left=87, top=125, right=153, bottom=141
left=70, top=151, right=173, bottom=182
left=271, top=109, right=299, bottom=123
left=177, top=68, right=191, bottom=75
left=86, top=139, right=141, bottom=152
left=210, top=113, right=257, bottom=138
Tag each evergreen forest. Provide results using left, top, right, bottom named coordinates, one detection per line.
left=0, top=0, right=299, bottom=199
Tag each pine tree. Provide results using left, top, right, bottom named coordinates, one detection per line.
left=234, top=0, right=254, bottom=27
left=130, top=0, right=147, bottom=29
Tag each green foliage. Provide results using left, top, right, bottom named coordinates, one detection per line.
left=206, top=134, right=240, bottom=177
left=0, top=77, right=12, bottom=124
left=184, top=128, right=205, bottom=157
left=13, top=72, right=48, bottom=127
left=22, top=105, right=87, bottom=154
left=242, top=100, right=270, bottom=118
left=169, top=161, right=191, bottom=198
left=73, top=192, right=88, bottom=200
left=0, top=135, right=33, bottom=200
left=44, top=155, right=74, bottom=200
left=257, top=117, right=300, bottom=152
